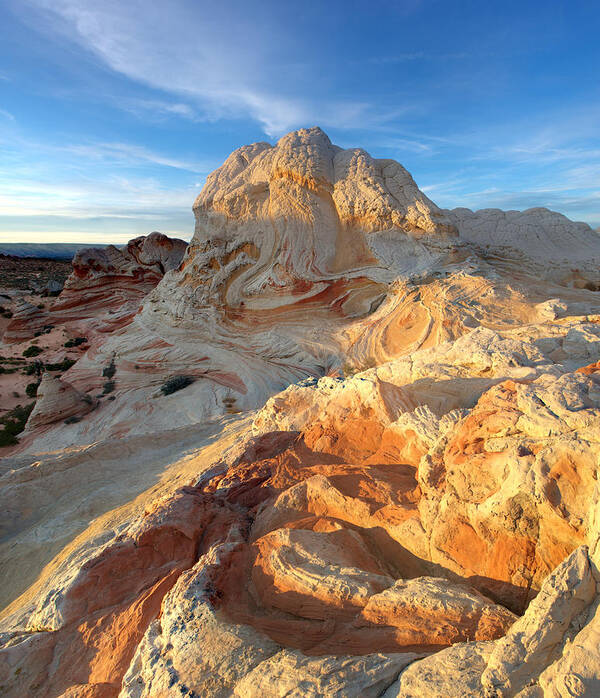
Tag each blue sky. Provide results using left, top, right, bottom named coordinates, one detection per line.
left=0, top=0, right=599, bottom=243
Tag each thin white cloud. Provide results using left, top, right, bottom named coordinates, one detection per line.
left=64, top=142, right=212, bottom=173
left=18, top=0, right=407, bottom=136
left=0, top=109, right=15, bottom=121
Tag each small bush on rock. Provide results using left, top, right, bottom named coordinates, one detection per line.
left=64, top=337, right=88, bottom=348
left=102, top=355, right=116, bottom=379
left=25, top=381, right=40, bottom=398
left=0, top=403, right=35, bottom=447
left=23, top=346, right=43, bottom=358
left=160, top=375, right=195, bottom=396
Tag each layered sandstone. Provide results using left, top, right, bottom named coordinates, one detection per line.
left=2, top=128, right=600, bottom=696
left=50, top=232, right=188, bottom=332
left=25, top=373, right=97, bottom=429
left=3, top=298, right=51, bottom=343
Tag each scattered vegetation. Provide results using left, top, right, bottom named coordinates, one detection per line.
left=23, top=361, right=43, bottom=376
left=34, top=325, right=54, bottom=337
left=45, top=358, right=76, bottom=373
left=102, top=355, right=116, bottom=380
left=160, top=375, right=195, bottom=396
left=102, top=380, right=115, bottom=395
left=0, top=366, right=18, bottom=375
left=64, top=336, right=88, bottom=348
left=0, top=356, right=25, bottom=364
left=0, top=306, right=13, bottom=319
left=64, top=416, right=81, bottom=425
left=25, top=381, right=40, bottom=398
left=0, top=403, right=34, bottom=447
left=22, top=345, right=43, bottom=358
left=222, top=396, right=241, bottom=414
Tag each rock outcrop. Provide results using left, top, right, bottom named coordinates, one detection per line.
left=26, top=373, right=97, bottom=428
left=50, top=232, right=188, bottom=332
left=2, top=128, right=600, bottom=696
left=448, top=207, right=600, bottom=286
left=2, top=298, right=51, bottom=343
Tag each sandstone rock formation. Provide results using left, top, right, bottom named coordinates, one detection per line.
left=2, top=298, right=51, bottom=343
left=2, top=128, right=600, bottom=696
left=25, top=373, right=97, bottom=429
left=50, top=232, right=188, bottom=333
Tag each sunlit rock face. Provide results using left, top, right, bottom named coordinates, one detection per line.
left=3, top=128, right=600, bottom=696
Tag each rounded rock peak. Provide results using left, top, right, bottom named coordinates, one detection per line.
left=275, top=126, right=333, bottom=149
left=193, top=125, right=457, bottom=250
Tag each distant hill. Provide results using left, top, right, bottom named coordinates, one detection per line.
left=0, top=243, right=111, bottom=260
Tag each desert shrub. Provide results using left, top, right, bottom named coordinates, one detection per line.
left=102, top=356, right=116, bottom=379
left=45, top=358, right=76, bottom=372
left=160, top=375, right=195, bottom=396
left=0, top=403, right=35, bottom=447
left=102, top=380, right=115, bottom=395
left=25, top=381, right=40, bottom=398
left=0, top=366, right=17, bottom=375
left=64, top=416, right=81, bottom=425
left=23, top=345, right=43, bottom=358
left=64, top=336, right=88, bottom=348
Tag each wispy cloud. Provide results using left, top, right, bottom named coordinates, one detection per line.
left=17, top=0, right=411, bottom=136
left=0, top=109, right=15, bottom=121
left=64, top=142, right=212, bottom=173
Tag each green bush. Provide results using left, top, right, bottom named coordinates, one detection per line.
left=23, top=346, right=43, bottom=358
left=25, top=381, right=40, bottom=398
left=102, top=356, right=116, bottom=379
left=0, top=403, right=35, bottom=447
left=160, top=375, right=195, bottom=396
left=64, top=416, right=81, bottom=425
left=102, top=380, right=115, bottom=395
left=64, top=336, right=88, bottom=348
left=45, top=358, right=76, bottom=372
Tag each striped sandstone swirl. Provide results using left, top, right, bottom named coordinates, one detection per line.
left=2, top=128, right=600, bottom=696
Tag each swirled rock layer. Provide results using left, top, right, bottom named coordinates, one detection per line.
left=2, top=128, right=600, bottom=697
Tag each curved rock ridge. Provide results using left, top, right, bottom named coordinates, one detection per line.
left=50, top=232, right=188, bottom=332
left=3, top=128, right=600, bottom=696
left=3, top=298, right=51, bottom=343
